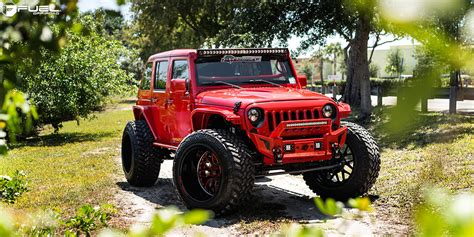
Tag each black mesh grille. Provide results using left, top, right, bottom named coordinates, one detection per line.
left=266, top=108, right=320, bottom=132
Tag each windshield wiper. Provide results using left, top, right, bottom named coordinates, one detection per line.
left=247, top=79, right=283, bottom=87
left=201, top=81, right=242, bottom=89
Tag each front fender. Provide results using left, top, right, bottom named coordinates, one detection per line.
left=337, top=102, right=351, bottom=118
left=191, top=107, right=241, bottom=131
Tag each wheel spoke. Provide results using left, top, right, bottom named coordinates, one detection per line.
left=342, top=145, right=349, bottom=158
left=197, top=150, right=222, bottom=196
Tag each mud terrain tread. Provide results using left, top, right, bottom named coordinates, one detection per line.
left=173, top=129, right=255, bottom=216
left=303, top=121, right=380, bottom=200
left=123, top=120, right=161, bottom=187
left=343, top=122, right=380, bottom=194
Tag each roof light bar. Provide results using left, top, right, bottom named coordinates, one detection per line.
left=198, top=48, right=289, bottom=56
left=286, top=121, right=328, bottom=128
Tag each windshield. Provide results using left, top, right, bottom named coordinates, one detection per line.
left=195, top=54, right=296, bottom=86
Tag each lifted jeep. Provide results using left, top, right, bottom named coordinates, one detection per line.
left=121, top=48, right=380, bottom=216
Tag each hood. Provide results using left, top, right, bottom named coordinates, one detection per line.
left=195, top=87, right=331, bottom=108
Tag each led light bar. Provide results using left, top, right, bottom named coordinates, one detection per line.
left=286, top=121, right=328, bottom=128
left=197, top=48, right=289, bottom=56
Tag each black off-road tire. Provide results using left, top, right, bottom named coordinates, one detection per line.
left=121, top=120, right=162, bottom=187
left=173, top=129, right=255, bottom=216
left=303, top=122, right=380, bottom=201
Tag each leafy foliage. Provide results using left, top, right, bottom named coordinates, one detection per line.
left=0, top=0, right=79, bottom=154
left=0, top=170, right=28, bottom=204
left=384, top=48, right=405, bottom=78
left=415, top=188, right=474, bottom=237
left=313, top=197, right=343, bottom=216
left=369, top=63, right=379, bottom=78
left=124, top=207, right=211, bottom=236
left=300, top=64, right=313, bottom=83
left=17, top=15, right=133, bottom=131
left=127, top=0, right=240, bottom=59
left=65, top=204, right=117, bottom=237
left=0, top=91, right=38, bottom=142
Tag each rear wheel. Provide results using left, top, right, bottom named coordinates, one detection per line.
left=303, top=122, right=380, bottom=201
left=173, top=129, right=255, bottom=216
left=121, top=120, right=162, bottom=187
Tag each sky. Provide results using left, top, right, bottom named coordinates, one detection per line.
left=77, top=0, right=419, bottom=57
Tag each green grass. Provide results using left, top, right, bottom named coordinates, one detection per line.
left=0, top=105, right=133, bottom=217
left=368, top=108, right=474, bottom=223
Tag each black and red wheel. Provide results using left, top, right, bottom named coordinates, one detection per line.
left=173, top=129, right=254, bottom=216
left=303, top=122, right=380, bottom=201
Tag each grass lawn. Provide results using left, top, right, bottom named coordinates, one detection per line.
left=0, top=101, right=133, bottom=219
left=368, top=108, right=473, bottom=227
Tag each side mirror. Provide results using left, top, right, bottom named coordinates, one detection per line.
left=297, top=75, right=307, bottom=88
left=171, top=79, right=187, bottom=94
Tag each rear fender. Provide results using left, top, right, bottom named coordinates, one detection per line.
left=191, top=107, right=242, bottom=131
left=132, top=105, right=160, bottom=141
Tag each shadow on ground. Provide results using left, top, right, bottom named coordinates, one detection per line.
left=116, top=176, right=333, bottom=230
left=10, top=132, right=114, bottom=149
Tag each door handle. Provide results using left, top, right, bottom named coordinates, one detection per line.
left=151, top=97, right=158, bottom=103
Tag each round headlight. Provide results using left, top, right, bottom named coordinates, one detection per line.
left=248, top=108, right=264, bottom=126
left=322, top=104, right=335, bottom=118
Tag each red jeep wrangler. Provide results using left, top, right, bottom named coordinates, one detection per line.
left=121, top=48, right=380, bottom=215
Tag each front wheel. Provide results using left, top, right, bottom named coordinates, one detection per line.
left=173, top=129, right=255, bottom=216
left=303, top=122, right=380, bottom=201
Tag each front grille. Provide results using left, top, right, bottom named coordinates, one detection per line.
left=267, top=108, right=320, bottom=132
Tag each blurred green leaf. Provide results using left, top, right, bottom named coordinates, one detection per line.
left=348, top=197, right=373, bottom=212
left=415, top=187, right=474, bottom=237
left=314, top=197, right=343, bottom=216
left=183, top=209, right=212, bottom=225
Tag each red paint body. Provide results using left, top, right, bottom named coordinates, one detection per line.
left=133, top=49, right=351, bottom=166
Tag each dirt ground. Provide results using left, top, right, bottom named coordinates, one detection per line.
left=114, top=159, right=409, bottom=236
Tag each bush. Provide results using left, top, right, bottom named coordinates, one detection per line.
left=0, top=170, right=28, bottom=204
left=18, top=15, right=134, bottom=131
left=65, top=204, right=117, bottom=236
left=369, top=64, right=379, bottom=78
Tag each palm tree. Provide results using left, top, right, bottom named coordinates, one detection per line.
left=324, top=43, right=343, bottom=78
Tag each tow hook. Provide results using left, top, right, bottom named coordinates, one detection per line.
left=273, top=146, right=282, bottom=164
left=331, top=143, right=340, bottom=159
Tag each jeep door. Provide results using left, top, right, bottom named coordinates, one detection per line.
left=151, top=58, right=173, bottom=144
left=162, top=58, right=192, bottom=146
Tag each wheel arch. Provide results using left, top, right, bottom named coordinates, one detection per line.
left=132, top=105, right=160, bottom=141
left=191, top=108, right=242, bottom=131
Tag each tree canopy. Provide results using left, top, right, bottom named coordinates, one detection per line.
left=17, top=15, right=133, bottom=130
left=384, top=49, right=404, bottom=78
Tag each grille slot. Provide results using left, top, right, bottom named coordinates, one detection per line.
left=266, top=108, right=320, bottom=132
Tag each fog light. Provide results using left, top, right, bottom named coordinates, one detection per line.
left=284, top=144, right=294, bottom=152
left=314, top=142, right=322, bottom=149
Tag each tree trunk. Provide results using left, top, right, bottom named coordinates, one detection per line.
left=343, top=15, right=372, bottom=120
left=449, top=70, right=460, bottom=114
left=320, top=59, right=325, bottom=94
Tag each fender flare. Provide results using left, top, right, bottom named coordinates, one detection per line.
left=132, top=105, right=160, bottom=141
left=337, top=102, right=351, bottom=118
left=191, top=107, right=242, bottom=131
